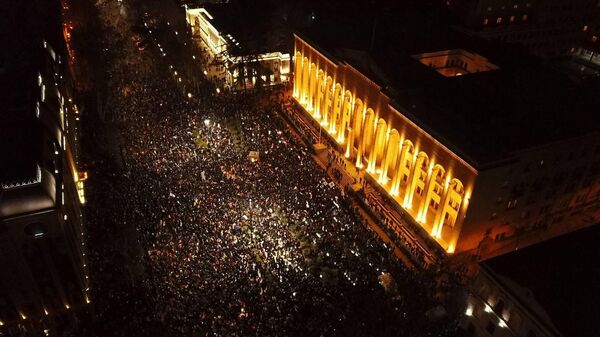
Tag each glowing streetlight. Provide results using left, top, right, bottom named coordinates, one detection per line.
left=216, top=88, right=220, bottom=94
left=187, top=93, right=193, bottom=98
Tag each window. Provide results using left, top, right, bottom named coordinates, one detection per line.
left=496, top=17, right=503, bottom=24
left=522, top=14, right=529, bottom=21
left=430, top=199, right=439, bottom=210
left=484, top=18, right=489, bottom=25
left=583, top=25, right=589, bottom=32
left=507, top=199, right=518, bottom=209
left=510, top=15, right=515, bottom=22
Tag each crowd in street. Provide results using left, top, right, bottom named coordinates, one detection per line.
left=83, top=1, right=460, bottom=336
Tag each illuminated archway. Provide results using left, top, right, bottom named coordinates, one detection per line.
left=301, top=57, right=309, bottom=103
left=404, top=151, right=429, bottom=210
left=433, top=178, right=465, bottom=238
left=380, top=129, right=400, bottom=184
left=314, top=70, right=325, bottom=120
left=367, top=119, right=387, bottom=173
left=337, top=90, right=353, bottom=143
left=391, top=139, right=414, bottom=196
left=357, top=108, right=375, bottom=168
left=294, top=52, right=303, bottom=98
left=321, top=76, right=333, bottom=126
left=418, top=164, right=445, bottom=224
left=308, top=63, right=317, bottom=111
left=329, top=83, right=342, bottom=134
left=350, top=99, right=364, bottom=156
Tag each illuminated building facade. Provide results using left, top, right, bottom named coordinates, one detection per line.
left=0, top=38, right=88, bottom=334
left=185, top=6, right=291, bottom=90
left=293, top=34, right=478, bottom=254
left=292, top=33, right=600, bottom=259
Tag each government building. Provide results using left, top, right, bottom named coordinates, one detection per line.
left=291, top=31, right=600, bottom=260
left=185, top=5, right=291, bottom=91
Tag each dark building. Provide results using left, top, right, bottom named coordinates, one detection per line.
left=0, top=0, right=89, bottom=335
left=461, top=224, right=600, bottom=337
left=446, top=0, right=600, bottom=59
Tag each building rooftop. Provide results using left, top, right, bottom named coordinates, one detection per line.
left=297, top=1, right=600, bottom=168
left=192, top=2, right=282, bottom=57
left=0, top=0, right=63, bottom=203
left=0, top=43, right=47, bottom=187
left=484, top=224, right=600, bottom=337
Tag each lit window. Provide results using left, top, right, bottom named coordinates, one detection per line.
left=483, top=18, right=489, bottom=25
left=583, top=25, right=589, bottom=32
left=496, top=17, right=503, bottom=24
left=487, top=7, right=492, bottom=11
left=513, top=4, right=518, bottom=9
left=593, top=36, right=598, bottom=43
left=510, top=15, right=515, bottom=22
left=465, top=305, right=474, bottom=316
left=522, top=14, right=528, bottom=20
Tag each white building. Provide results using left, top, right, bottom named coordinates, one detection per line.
left=185, top=6, right=291, bottom=91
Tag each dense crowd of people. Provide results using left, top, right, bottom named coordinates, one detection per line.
left=82, top=1, right=461, bottom=336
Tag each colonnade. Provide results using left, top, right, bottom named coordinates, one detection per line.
left=293, top=52, right=468, bottom=249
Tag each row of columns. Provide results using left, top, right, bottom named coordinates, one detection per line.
left=293, top=52, right=467, bottom=245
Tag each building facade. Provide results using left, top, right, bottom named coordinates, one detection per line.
left=185, top=7, right=291, bottom=90
left=446, top=0, right=600, bottom=58
left=293, top=34, right=478, bottom=255
left=0, top=39, right=89, bottom=335
left=292, top=34, right=600, bottom=260
left=461, top=265, right=562, bottom=337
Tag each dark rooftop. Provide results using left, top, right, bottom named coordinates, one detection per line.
left=0, top=0, right=62, bottom=186
left=484, top=224, right=600, bottom=337
left=195, top=2, right=283, bottom=56
left=297, top=1, right=600, bottom=167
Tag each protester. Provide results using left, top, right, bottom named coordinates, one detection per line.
left=84, top=2, right=458, bottom=336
